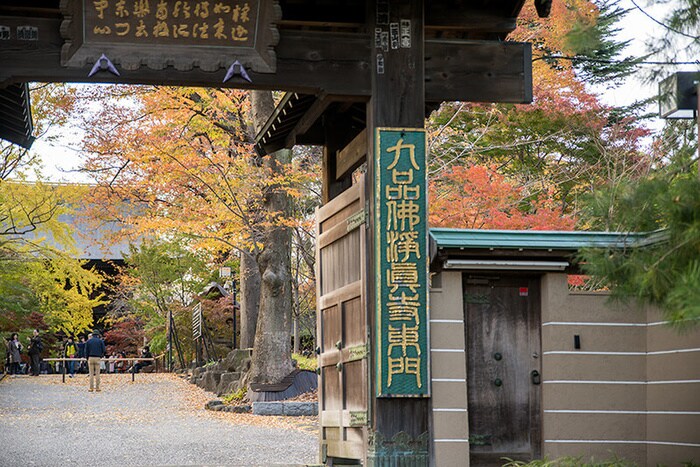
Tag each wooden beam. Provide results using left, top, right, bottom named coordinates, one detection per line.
left=425, top=39, right=532, bottom=103
left=426, top=8, right=516, bottom=34
left=284, top=94, right=333, bottom=149
left=0, top=15, right=530, bottom=104
left=0, top=18, right=371, bottom=95
left=336, top=128, right=366, bottom=180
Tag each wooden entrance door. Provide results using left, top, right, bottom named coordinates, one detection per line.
left=463, top=274, right=542, bottom=466
left=316, top=176, right=368, bottom=464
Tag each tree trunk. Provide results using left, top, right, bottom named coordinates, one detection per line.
left=239, top=249, right=260, bottom=349
left=249, top=90, right=294, bottom=384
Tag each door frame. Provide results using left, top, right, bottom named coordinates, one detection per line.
left=462, top=272, right=543, bottom=465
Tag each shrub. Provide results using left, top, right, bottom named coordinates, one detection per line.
left=292, top=352, right=317, bottom=371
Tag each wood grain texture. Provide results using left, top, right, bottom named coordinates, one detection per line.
left=368, top=3, right=431, bottom=460
left=336, top=128, right=367, bottom=180
left=0, top=16, right=530, bottom=103
left=316, top=176, right=368, bottom=463
left=465, top=275, right=542, bottom=465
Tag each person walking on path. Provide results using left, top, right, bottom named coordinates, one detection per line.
left=76, top=336, right=87, bottom=374
left=64, top=337, right=77, bottom=378
left=8, top=333, right=23, bottom=377
left=27, top=329, right=43, bottom=376
left=85, top=330, right=105, bottom=392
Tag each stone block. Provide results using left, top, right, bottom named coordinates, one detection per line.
left=219, top=372, right=241, bottom=386
left=201, top=370, right=223, bottom=393
left=205, top=400, right=224, bottom=410
left=224, top=349, right=252, bottom=372
left=216, top=372, right=243, bottom=395
left=223, top=405, right=251, bottom=413
left=217, top=382, right=235, bottom=396
left=252, top=401, right=284, bottom=416
left=283, top=402, right=318, bottom=416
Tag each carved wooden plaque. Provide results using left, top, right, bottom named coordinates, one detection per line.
left=60, top=0, right=279, bottom=73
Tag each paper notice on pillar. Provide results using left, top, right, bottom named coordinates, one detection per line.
left=375, top=127, right=429, bottom=398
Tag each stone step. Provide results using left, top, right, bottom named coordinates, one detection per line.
left=252, top=401, right=318, bottom=416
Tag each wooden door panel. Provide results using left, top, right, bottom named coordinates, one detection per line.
left=320, top=231, right=361, bottom=295
left=323, top=366, right=341, bottom=410
left=319, top=199, right=361, bottom=232
left=322, top=305, right=341, bottom=353
left=316, top=176, right=368, bottom=464
left=343, top=296, right=365, bottom=346
left=465, top=275, right=542, bottom=465
left=344, top=360, right=368, bottom=410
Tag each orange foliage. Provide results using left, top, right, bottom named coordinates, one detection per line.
left=78, top=86, right=316, bottom=255
left=429, top=165, right=576, bottom=231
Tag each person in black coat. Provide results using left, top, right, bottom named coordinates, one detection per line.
left=8, top=333, right=23, bottom=376
left=76, top=336, right=87, bottom=373
left=85, top=330, right=106, bottom=392
left=27, top=329, right=43, bottom=376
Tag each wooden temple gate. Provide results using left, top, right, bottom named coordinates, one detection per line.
left=316, top=176, right=369, bottom=462
left=1, top=1, right=549, bottom=464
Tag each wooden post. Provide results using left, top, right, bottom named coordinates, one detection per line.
left=367, top=0, right=430, bottom=465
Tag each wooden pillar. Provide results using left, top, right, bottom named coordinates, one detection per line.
left=366, top=0, right=430, bottom=465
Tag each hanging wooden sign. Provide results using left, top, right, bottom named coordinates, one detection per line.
left=374, top=127, right=429, bottom=398
left=60, top=0, right=279, bottom=72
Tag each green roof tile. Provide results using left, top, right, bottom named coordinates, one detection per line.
left=429, top=228, right=665, bottom=251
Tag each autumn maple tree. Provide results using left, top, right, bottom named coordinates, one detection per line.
left=429, top=164, right=576, bottom=230
left=78, top=85, right=316, bottom=383
left=428, top=0, right=652, bottom=231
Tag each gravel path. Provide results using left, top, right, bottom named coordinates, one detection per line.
left=0, top=374, right=318, bottom=466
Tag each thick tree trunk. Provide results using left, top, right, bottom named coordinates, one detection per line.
left=249, top=90, right=294, bottom=384
left=239, top=249, right=260, bottom=349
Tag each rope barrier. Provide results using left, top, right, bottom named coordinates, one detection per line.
left=43, top=357, right=157, bottom=383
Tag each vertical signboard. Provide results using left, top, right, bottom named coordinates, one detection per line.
left=192, top=302, right=202, bottom=339
left=375, top=127, right=429, bottom=397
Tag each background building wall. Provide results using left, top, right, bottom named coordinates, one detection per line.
left=429, top=271, right=470, bottom=466
left=540, top=273, right=700, bottom=465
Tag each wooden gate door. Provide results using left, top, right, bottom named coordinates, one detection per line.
left=464, top=274, right=542, bottom=466
left=316, top=176, right=368, bottom=464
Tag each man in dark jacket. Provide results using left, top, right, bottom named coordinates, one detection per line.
left=27, top=329, right=43, bottom=376
left=85, top=330, right=106, bottom=392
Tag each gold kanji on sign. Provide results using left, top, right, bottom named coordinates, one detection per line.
left=387, top=324, right=421, bottom=357
left=386, top=231, right=421, bottom=262
left=387, top=263, right=419, bottom=293
left=387, top=292, right=420, bottom=323
left=386, top=199, right=420, bottom=231
left=387, top=356, right=422, bottom=388
left=385, top=184, right=420, bottom=200
left=93, top=0, right=109, bottom=19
